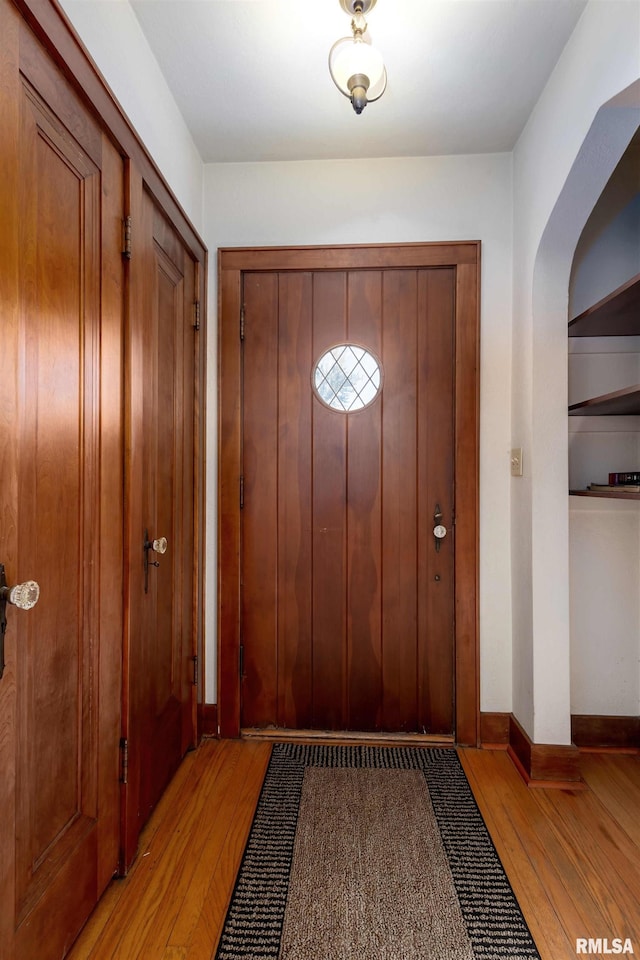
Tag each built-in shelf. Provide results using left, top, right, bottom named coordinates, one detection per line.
left=570, top=490, right=640, bottom=500
left=568, top=275, right=640, bottom=496
left=568, top=384, right=640, bottom=416
left=568, top=273, right=640, bottom=337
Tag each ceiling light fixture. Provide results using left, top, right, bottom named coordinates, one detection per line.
left=328, top=0, right=387, bottom=115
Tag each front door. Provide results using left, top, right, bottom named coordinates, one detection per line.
left=121, top=175, right=198, bottom=869
left=241, top=267, right=455, bottom=734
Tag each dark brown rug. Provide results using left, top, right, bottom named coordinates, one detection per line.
left=214, top=744, right=541, bottom=960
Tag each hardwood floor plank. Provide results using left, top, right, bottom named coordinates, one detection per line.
left=69, top=741, right=640, bottom=960
left=161, top=743, right=271, bottom=953
left=461, top=748, right=640, bottom=959
left=459, top=749, right=577, bottom=960
left=68, top=741, right=262, bottom=960
left=580, top=753, right=640, bottom=847
left=68, top=745, right=210, bottom=959
left=181, top=747, right=273, bottom=958
left=81, top=747, right=230, bottom=957
left=107, top=742, right=264, bottom=959
left=534, top=786, right=640, bottom=942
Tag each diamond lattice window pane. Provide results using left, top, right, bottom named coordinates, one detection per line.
left=313, top=345, right=382, bottom=412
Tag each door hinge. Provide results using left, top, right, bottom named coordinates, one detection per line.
left=119, top=737, right=129, bottom=784
left=192, top=654, right=199, bottom=686
left=122, top=216, right=132, bottom=260
left=193, top=300, right=200, bottom=331
left=240, top=474, right=245, bottom=509
left=239, top=644, right=244, bottom=680
left=240, top=304, right=245, bottom=341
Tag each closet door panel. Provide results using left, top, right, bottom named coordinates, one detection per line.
left=0, top=12, right=124, bottom=957
left=121, top=171, right=198, bottom=869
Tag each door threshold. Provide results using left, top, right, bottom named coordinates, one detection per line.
left=241, top=727, right=455, bottom=748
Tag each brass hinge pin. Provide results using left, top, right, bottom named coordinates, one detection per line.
left=120, top=737, right=129, bottom=784
left=122, top=216, right=132, bottom=260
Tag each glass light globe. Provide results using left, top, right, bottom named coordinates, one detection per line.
left=329, top=36, right=387, bottom=101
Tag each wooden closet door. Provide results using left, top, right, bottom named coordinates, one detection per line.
left=0, top=9, right=123, bottom=959
left=121, top=172, right=197, bottom=869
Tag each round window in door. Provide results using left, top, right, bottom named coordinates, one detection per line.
left=313, top=344, right=383, bottom=412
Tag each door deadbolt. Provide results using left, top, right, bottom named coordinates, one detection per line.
left=0, top=563, right=40, bottom=679
left=433, top=504, right=448, bottom=553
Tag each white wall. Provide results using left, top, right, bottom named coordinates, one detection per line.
left=58, top=0, right=204, bottom=233
left=203, top=153, right=514, bottom=709
left=569, top=499, right=640, bottom=716
left=512, top=0, right=640, bottom=742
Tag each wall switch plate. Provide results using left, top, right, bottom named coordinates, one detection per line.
left=510, top=447, right=523, bottom=477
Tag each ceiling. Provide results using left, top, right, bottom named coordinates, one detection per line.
left=129, top=0, right=588, bottom=164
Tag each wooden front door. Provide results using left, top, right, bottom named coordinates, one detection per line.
left=219, top=244, right=479, bottom=743
left=121, top=174, right=198, bottom=869
left=0, top=9, right=123, bottom=958
left=241, top=269, right=455, bottom=734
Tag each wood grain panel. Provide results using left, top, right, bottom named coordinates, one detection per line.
left=311, top=273, right=348, bottom=729
left=1, top=47, right=112, bottom=958
left=217, top=264, right=243, bottom=738
left=192, top=258, right=207, bottom=734
left=508, top=714, right=581, bottom=785
left=122, top=161, right=147, bottom=869
left=418, top=268, right=455, bottom=735
left=346, top=272, right=383, bottom=730
left=14, top=0, right=206, bottom=259
left=381, top=270, right=418, bottom=732
left=480, top=712, right=511, bottom=746
left=571, top=714, right=640, bottom=750
left=18, top=18, right=102, bottom=165
left=242, top=273, right=279, bottom=726
left=97, top=132, right=125, bottom=893
left=219, top=242, right=478, bottom=272
left=454, top=262, right=480, bottom=745
left=142, top=231, right=184, bottom=820
left=277, top=274, right=314, bottom=729
left=0, top=5, right=21, bottom=956
left=180, top=247, right=197, bottom=755
left=16, top=73, right=101, bottom=926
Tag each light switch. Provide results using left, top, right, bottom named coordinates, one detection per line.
left=510, top=447, right=523, bottom=477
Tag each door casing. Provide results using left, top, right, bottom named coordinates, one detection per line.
left=218, top=242, right=480, bottom=745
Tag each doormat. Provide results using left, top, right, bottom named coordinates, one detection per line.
left=214, top=744, right=540, bottom=960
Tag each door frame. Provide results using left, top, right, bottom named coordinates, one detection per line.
left=218, top=242, right=480, bottom=745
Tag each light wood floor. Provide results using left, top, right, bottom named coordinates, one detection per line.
left=68, top=739, right=640, bottom=960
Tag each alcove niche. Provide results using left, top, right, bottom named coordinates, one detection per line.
left=568, top=130, right=640, bottom=734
